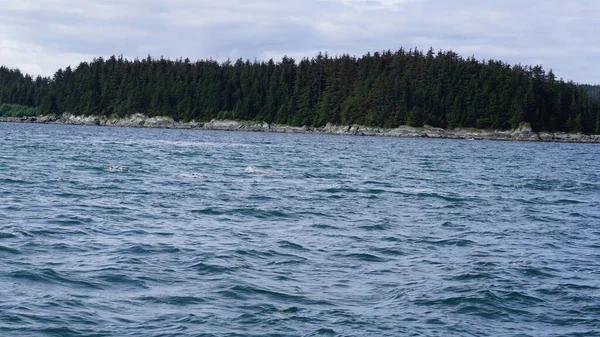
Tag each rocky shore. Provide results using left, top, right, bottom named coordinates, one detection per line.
left=2, top=113, right=600, bottom=143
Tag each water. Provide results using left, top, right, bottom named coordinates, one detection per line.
left=1, top=123, right=599, bottom=337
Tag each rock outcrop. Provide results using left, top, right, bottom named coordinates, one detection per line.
left=2, top=113, right=599, bottom=143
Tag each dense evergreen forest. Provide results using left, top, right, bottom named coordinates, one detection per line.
left=1, top=48, right=599, bottom=133
left=582, top=84, right=600, bottom=102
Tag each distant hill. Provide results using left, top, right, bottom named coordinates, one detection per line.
left=1, top=48, right=599, bottom=134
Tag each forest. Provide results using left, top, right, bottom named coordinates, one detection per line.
left=582, top=84, right=600, bottom=102
left=1, top=48, right=599, bottom=133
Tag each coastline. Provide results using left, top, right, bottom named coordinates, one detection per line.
left=2, top=113, right=599, bottom=143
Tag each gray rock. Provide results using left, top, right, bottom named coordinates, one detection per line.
left=1, top=114, right=599, bottom=143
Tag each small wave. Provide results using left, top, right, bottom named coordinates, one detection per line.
left=278, top=240, right=309, bottom=252
left=416, top=192, right=465, bottom=202
left=307, top=328, right=337, bottom=336
left=46, top=215, right=94, bottom=226
left=363, top=188, right=387, bottom=195
left=0, top=231, right=17, bottom=239
left=503, top=291, right=545, bottom=305
left=0, top=245, right=21, bottom=254
left=192, top=207, right=291, bottom=219
left=23, top=228, right=72, bottom=237
left=236, top=248, right=307, bottom=265
left=429, top=238, right=477, bottom=247
left=371, top=247, right=406, bottom=256
left=0, top=178, right=33, bottom=185
left=382, top=236, right=406, bottom=242
left=180, top=172, right=205, bottom=179
left=247, top=195, right=277, bottom=201
left=517, top=267, right=557, bottom=279
left=267, top=258, right=308, bottom=266
left=522, top=178, right=567, bottom=191
left=362, top=180, right=393, bottom=187
left=40, top=327, right=82, bottom=336
left=223, top=284, right=331, bottom=306
left=233, top=249, right=281, bottom=259
left=115, top=243, right=181, bottom=255
left=334, top=253, right=388, bottom=262
left=95, top=272, right=148, bottom=289
left=53, top=192, right=89, bottom=199
left=399, top=187, right=434, bottom=194
left=105, top=165, right=130, bottom=173
left=310, top=223, right=340, bottom=230
left=432, top=290, right=543, bottom=319
left=318, top=187, right=360, bottom=194
left=555, top=199, right=587, bottom=204
left=245, top=166, right=276, bottom=175
left=453, top=272, right=494, bottom=281
left=10, top=268, right=102, bottom=289
left=558, top=283, right=599, bottom=291
left=527, top=197, right=587, bottom=205
left=359, top=223, right=389, bottom=231
left=192, top=207, right=223, bottom=215
left=189, top=262, right=235, bottom=275
left=440, top=221, right=468, bottom=230
left=133, top=139, right=256, bottom=148
left=136, top=295, right=207, bottom=306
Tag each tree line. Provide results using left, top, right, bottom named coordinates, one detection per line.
left=1, top=48, right=599, bottom=133
left=582, top=84, right=600, bottom=102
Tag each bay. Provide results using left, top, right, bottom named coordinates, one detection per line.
left=0, top=123, right=599, bottom=336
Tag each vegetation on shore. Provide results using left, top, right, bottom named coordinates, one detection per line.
left=0, top=103, right=40, bottom=118
left=1, top=48, right=599, bottom=133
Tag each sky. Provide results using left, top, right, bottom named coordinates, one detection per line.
left=0, top=0, right=598, bottom=84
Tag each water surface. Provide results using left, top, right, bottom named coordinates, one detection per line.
left=1, top=123, right=599, bottom=336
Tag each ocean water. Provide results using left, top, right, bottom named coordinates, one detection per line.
left=0, top=123, right=599, bottom=337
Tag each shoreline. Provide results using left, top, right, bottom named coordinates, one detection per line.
left=2, top=113, right=599, bottom=143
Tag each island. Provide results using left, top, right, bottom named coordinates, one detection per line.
left=1, top=48, right=599, bottom=142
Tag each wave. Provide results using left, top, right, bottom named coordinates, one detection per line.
left=245, top=166, right=276, bottom=175
left=105, top=165, right=130, bottom=173
left=192, top=207, right=292, bottom=219
left=180, top=172, right=205, bottom=179
left=9, top=268, right=102, bottom=289
left=0, top=245, right=21, bottom=254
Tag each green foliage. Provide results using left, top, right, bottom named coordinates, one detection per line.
left=581, top=84, right=600, bottom=101
left=0, top=103, right=40, bottom=117
left=1, top=51, right=599, bottom=133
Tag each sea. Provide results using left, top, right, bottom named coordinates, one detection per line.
left=0, top=122, right=599, bottom=337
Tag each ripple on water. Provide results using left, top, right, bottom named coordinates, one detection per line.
left=9, top=269, right=103, bottom=289
left=277, top=240, right=309, bottom=252
left=0, top=178, right=34, bottom=185
left=1, top=124, right=600, bottom=337
left=333, top=253, right=388, bottom=263
left=0, top=244, right=21, bottom=254
left=192, top=207, right=293, bottom=219
left=135, top=295, right=208, bottom=306
left=0, top=231, right=17, bottom=239
left=188, top=261, right=236, bottom=275
left=428, top=238, right=478, bottom=247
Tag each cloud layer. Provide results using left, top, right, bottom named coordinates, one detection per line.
left=1, top=0, right=598, bottom=83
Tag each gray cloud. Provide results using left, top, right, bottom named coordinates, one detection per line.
left=0, top=0, right=598, bottom=83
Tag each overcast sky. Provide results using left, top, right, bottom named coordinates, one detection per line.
left=1, top=0, right=598, bottom=83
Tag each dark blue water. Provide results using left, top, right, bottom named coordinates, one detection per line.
left=1, top=123, right=599, bottom=336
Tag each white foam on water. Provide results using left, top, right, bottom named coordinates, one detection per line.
left=130, top=139, right=256, bottom=148
left=106, top=165, right=130, bottom=173
left=245, top=166, right=276, bottom=175
left=401, top=187, right=434, bottom=194
left=180, top=173, right=205, bottom=179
